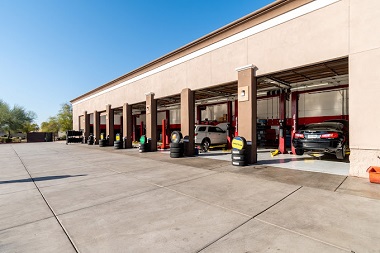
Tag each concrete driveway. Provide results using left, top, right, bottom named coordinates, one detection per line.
left=1, top=142, right=379, bottom=253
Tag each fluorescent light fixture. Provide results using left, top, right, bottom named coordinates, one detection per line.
left=292, top=83, right=329, bottom=91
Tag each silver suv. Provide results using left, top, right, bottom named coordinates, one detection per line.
left=194, top=125, right=227, bottom=151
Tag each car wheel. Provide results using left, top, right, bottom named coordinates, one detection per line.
left=336, top=145, right=346, bottom=160
left=201, top=139, right=210, bottom=152
left=295, top=148, right=304, bottom=155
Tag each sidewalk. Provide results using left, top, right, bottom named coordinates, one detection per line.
left=1, top=142, right=379, bottom=252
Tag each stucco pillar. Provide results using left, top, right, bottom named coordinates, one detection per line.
left=146, top=93, right=157, bottom=151
left=279, top=93, right=288, bottom=154
left=236, top=64, right=257, bottom=164
left=106, top=104, right=114, bottom=146
left=123, top=103, right=133, bottom=148
left=93, top=111, right=100, bottom=145
left=290, top=92, right=299, bottom=155
left=181, top=88, right=195, bottom=156
left=84, top=111, right=90, bottom=143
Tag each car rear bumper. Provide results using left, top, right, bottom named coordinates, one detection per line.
left=293, top=139, right=343, bottom=152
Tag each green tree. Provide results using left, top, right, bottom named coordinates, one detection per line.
left=57, top=103, right=73, bottom=132
left=22, top=122, right=40, bottom=133
left=0, top=99, right=36, bottom=138
left=40, top=117, right=60, bottom=133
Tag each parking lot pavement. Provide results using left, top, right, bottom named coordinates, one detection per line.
left=1, top=142, right=379, bottom=252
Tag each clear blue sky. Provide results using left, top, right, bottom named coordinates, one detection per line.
left=0, top=0, right=273, bottom=125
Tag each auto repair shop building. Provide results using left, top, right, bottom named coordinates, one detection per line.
left=71, top=0, right=380, bottom=178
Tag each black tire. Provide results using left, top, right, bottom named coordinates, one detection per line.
left=232, top=160, right=246, bottom=166
left=114, top=141, right=121, bottom=149
left=170, top=142, right=183, bottom=148
left=231, top=149, right=245, bottom=155
left=139, top=143, right=146, bottom=153
left=231, top=154, right=245, bottom=161
left=336, top=145, right=346, bottom=160
left=171, top=131, right=183, bottom=144
left=201, top=138, right=211, bottom=152
left=295, top=148, right=304, bottom=155
left=170, top=152, right=182, bottom=158
left=170, top=147, right=183, bottom=153
left=99, top=140, right=105, bottom=147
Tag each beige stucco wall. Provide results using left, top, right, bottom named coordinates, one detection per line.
left=73, top=0, right=380, bottom=177
left=73, top=0, right=349, bottom=115
left=348, top=0, right=380, bottom=177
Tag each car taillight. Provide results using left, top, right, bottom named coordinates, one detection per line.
left=195, top=133, right=198, bottom=136
left=294, top=133, right=304, bottom=139
left=321, top=132, right=339, bottom=139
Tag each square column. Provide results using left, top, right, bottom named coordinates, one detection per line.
left=181, top=88, right=195, bottom=156
left=106, top=104, right=114, bottom=146
left=84, top=111, right=90, bottom=143
left=290, top=92, right=299, bottom=155
left=236, top=64, right=257, bottom=164
left=146, top=93, right=157, bottom=151
left=279, top=93, right=287, bottom=154
left=123, top=103, right=133, bottom=148
left=165, top=110, right=171, bottom=144
left=93, top=110, right=100, bottom=144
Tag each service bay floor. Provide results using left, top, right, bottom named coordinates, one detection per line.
left=0, top=142, right=379, bottom=253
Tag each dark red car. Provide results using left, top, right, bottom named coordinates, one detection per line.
left=292, top=120, right=349, bottom=160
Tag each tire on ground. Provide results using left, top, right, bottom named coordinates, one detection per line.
left=170, top=147, right=183, bottom=153
left=170, top=142, right=183, bottom=148
left=295, top=148, right=304, bottom=155
left=231, top=149, right=245, bottom=155
left=114, top=141, right=121, bottom=149
left=139, top=143, right=147, bottom=153
left=170, top=152, right=182, bottom=158
left=231, top=160, right=246, bottom=166
left=231, top=154, right=245, bottom=161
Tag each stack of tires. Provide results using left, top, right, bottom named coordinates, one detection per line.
left=114, top=133, right=122, bottom=149
left=139, top=135, right=148, bottom=153
left=231, top=136, right=247, bottom=166
left=170, top=131, right=184, bottom=158
left=99, top=133, right=106, bottom=147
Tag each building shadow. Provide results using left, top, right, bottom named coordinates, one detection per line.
left=0, top=174, right=87, bottom=184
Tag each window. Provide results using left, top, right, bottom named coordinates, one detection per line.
left=197, top=126, right=207, bottom=132
left=208, top=127, right=217, bottom=132
left=215, top=127, right=225, bottom=133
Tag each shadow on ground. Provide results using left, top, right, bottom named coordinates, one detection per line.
left=0, top=175, right=87, bottom=184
